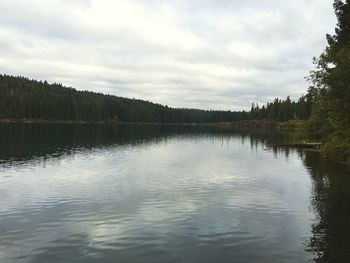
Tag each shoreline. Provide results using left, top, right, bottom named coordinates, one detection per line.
left=0, top=119, right=203, bottom=126
left=0, top=118, right=280, bottom=128
left=4, top=118, right=350, bottom=165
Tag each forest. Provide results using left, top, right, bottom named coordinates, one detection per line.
left=0, top=74, right=311, bottom=124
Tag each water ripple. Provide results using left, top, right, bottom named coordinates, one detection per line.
left=1, top=125, right=347, bottom=262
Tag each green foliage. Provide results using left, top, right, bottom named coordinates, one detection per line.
left=249, top=95, right=312, bottom=122
left=321, top=130, right=350, bottom=163
left=305, top=89, right=335, bottom=138
left=308, top=0, right=350, bottom=135
left=306, top=0, right=350, bottom=162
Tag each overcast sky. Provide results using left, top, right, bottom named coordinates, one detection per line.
left=0, top=0, right=336, bottom=110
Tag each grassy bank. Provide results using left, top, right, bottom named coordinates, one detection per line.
left=206, top=119, right=277, bottom=130
left=276, top=119, right=305, bottom=132
left=277, top=120, right=350, bottom=165
left=319, top=132, right=350, bottom=165
left=211, top=119, right=350, bottom=165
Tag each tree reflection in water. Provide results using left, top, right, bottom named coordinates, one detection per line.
left=302, top=151, right=350, bottom=263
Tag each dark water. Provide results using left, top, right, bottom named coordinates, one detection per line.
left=0, top=124, right=350, bottom=263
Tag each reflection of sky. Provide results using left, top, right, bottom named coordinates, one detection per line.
left=0, top=134, right=315, bottom=262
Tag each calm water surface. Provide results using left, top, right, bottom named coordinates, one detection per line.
left=0, top=124, right=350, bottom=263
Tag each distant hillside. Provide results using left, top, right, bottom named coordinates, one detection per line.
left=0, top=75, right=247, bottom=123
left=0, top=74, right=311, bottom=124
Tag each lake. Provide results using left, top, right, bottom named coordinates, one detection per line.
left=0, top=124, right=350, bottom=263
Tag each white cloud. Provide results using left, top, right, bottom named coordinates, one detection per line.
left=0, top=0, right=336, bottom=110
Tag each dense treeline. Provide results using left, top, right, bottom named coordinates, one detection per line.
left=0, top=75, right=244, bottom=123
left=249, top=94, right=312, bottom=121
left=0, top=74, right=310, bottom=123
left=306, top=0, right=350, bottom=162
